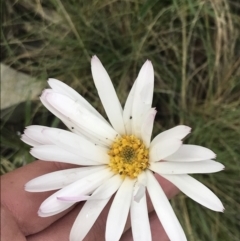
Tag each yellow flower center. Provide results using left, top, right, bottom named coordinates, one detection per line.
left=108, top=135, right=149, bottom=179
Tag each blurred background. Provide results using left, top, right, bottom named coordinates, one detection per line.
left=1, top=0, right=240, bottom=240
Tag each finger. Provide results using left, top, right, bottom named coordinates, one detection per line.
left=1, top=205, right=27, bottom=241
left=27, top=174, right=178, bottom=241
left=1, top=160, right=76, bottom=236
left=148, top=211, right=169, bottom=241
left=27, top=204, right=83, bottom=241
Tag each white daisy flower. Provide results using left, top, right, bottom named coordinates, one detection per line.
left=22, top=56, right=224, bottom=241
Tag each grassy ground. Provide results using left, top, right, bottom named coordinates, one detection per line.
left=2, top=0, right=240, bottom=240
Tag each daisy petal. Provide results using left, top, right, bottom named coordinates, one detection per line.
left=21, top=134, right=41, bottom=146
left=150, top=160, right=225, bottom=174
left=132, top=60, right=154, bottom=138
left=70, top=175, right=123, bottom=241
left=39, top=168, right=113, bottom=217
left=141, top=108, right=157, bottom=147
left=91, top=56, right=125, bottom=135
left=161, top=174, right=224, bottom=212
left=150, top=139, right=182, bottom=162
left=57, top=195, right=90, bottom=202
left=123, top=80, right=136, bottom=134
left=24, top=125, right=52, bottom=145
left=150, top=125, right=191, bottom=148
left=131, top=175, right=151, bottom=241
left=42, top=128, right=109, bottom=164
left=30, top=145, right=100, bottom=165
left=106, top=178, right=135, bottom=241
left=133, top=171, right=147, bottom=202
left=146, top=170, right=187, bottom=241
left=133, top=184, right=145, bottom=203
left=45, top=91, right=117, bottom=144
left=131, top=194, right=151, bottom=241
left=38, top=199, right=73, bottom=218
left=48, top=78, right=80, bottom=99
left=25, top=166, right=104, bottom=192
left=48, top=78, right=108, bottom=124
left=38, top=207, right=71, bottom=217
left=40, top=90, right=84, bottom=134
left=41, top=89, right=103, bottom=146
left=164, top=144, right=216, bottom=162
left=90, top=174, right=123, bottom=200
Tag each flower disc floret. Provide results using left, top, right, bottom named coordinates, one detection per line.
left=108, top=135, right=149, bottom=179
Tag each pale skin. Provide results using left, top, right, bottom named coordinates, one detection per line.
left=1, top=160, right=179, bottom=241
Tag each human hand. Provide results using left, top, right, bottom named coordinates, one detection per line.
left=1, top=160, right=179, bottom=241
